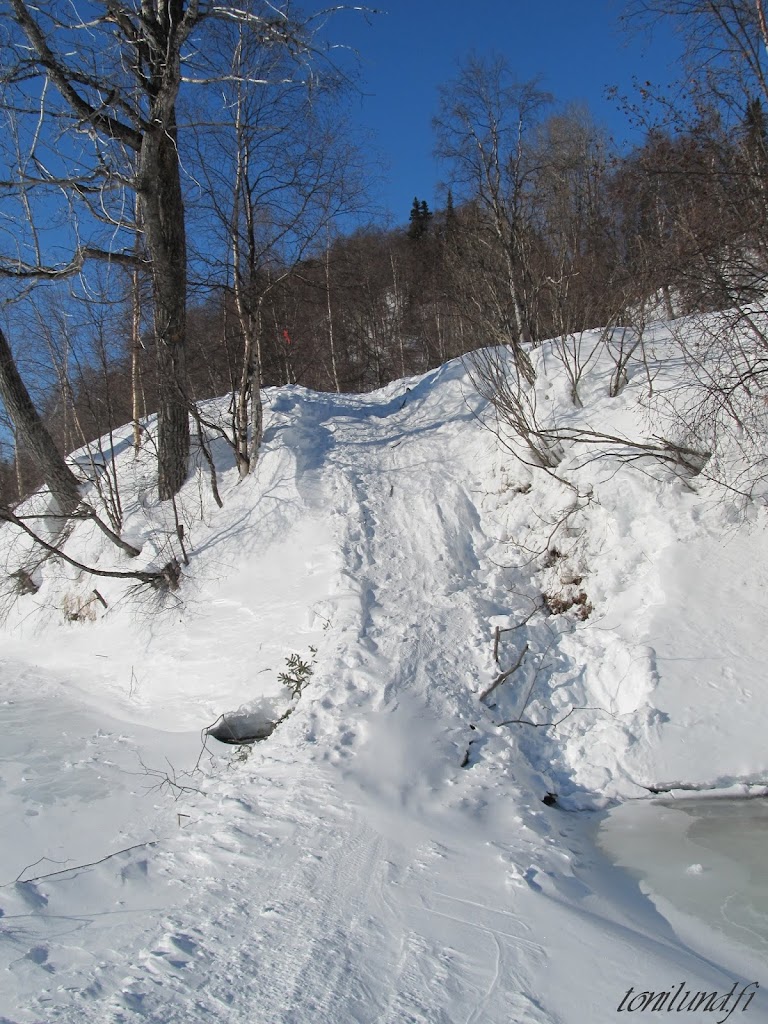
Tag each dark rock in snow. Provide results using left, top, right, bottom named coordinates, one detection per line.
left=206, top=710, right=278, bottom=745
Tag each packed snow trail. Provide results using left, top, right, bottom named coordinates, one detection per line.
left=282, top=368, right=492, bottom=812
left=1, top=356, right=764, bottom=1023
left=3, top=364, right=563, bottom=1024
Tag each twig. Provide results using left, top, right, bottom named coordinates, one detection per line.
left=0, top=504, right=171, bottom=587
left=497, top=705, right=616, bottom=729
left=493, top=602, right=541, bottom=663
left=10, top=856, right=68, bottom=883
left=191, top=406, right=224, bottom=509
left=479, top=642, right=529, bottom=703
left=639, top=780, right=768, bottom=795
left=11, top=841, right=158, bottom=886
left=130, top=753, right=203, bottom=800
left=170, top=495, right=189, bottom=566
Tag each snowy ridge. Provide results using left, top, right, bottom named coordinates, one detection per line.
left=1, top=331, right=767, bottom=1021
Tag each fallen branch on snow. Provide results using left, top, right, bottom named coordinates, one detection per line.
left=8, top=841, right=159, bottom=886
left=480, top=642, right=529, bottom=703
left=497, top=704, right=618, bottom=729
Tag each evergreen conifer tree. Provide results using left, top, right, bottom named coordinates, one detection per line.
left=408, top=196, right=432, bottom=240
left=408, top=196, right=423, bottom=239
left=445, top=189, right=456, bottom=223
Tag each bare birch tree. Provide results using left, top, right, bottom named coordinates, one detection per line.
left=1, top=0, right=350, bottom=499
left=434, top=55, right=552, bottom=384
left=190, top=28, right=367, bottom=476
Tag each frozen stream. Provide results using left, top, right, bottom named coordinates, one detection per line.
left=597, top=797, right=768, bottom=962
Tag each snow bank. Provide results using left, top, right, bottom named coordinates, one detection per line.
left=1, top=320, right=766, bottom=1022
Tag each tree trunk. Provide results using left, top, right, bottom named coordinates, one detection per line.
left=249, top=332, right=264, bottom=472
left=235, top=305, right=260, bottom=478
left=325, top=242, right=341, bottom=393
left=14, top=427, right=24, bottom=500
left=138, top=121, right=190, bottom=501
left=132, top=198, right=145, bottom=455
left=131, top=268, right=144, bottom=455
left=390, top=253, right=406, bottom=378
left=0, top=326, right=81, bottom=515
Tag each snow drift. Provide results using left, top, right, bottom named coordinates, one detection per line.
left=0, top=319, right=766, bottom=1022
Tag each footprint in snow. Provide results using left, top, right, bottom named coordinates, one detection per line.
left=24, top=944, right=55, bottom=973
left=169, top=933, right=198, bottom=955
left=260, top=903, right=284, bottom=918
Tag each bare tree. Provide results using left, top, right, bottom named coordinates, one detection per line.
left=323, top=231, right=342, bottom=393
left=189, top=29, right=367, bottom=476
left=625, top=0, right=768, bottom=111
left=0, top=322, right=81, bottom=515
left=434, top=55, right=552, bottom=383
left=527, top=108, right=620, bottom=403
left=620, top=0, right=768, bottom=498
left=1, top=0, right=352, bottom=499
left=465, top=346, right=565, bottom=471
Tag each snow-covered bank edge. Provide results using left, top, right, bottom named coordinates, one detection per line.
left=1, top=326, right=767, bottom=1021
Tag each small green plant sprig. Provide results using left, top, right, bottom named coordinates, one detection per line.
left=278, top=646, right=317, bottom=699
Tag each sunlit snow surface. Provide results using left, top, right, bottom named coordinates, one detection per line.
left=1, top=330, right=767, bottom=1022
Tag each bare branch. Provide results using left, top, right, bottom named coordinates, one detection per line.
left=0, top=504, right=176, bottom=589
left=479, top=642, right=529, bottom=703
left=7, top=1, right=143, bottom=147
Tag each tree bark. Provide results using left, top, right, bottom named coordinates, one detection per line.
left=138, top=120, right=190, bottom=500
left=325, top=241, right=341, bottom=393
left=0, top=326, right=81, bottom=514
left=132, top=198, right=145, bottom=455
left=248, top=308, right=264, bottom=469
left=8, top=0, right=194, bottom=503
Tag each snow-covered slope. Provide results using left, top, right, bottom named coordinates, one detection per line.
left=1, top=327, right=767, bottom=1022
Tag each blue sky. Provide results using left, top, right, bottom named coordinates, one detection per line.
left=332, top=0, right=684, bottom=223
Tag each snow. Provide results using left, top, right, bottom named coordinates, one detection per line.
left=1, top=322, right=767, bottom=1022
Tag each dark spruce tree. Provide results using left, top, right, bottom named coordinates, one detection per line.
left=445, top=189, right=456, bottom=222
left=408, top=197, right=433, bottom=240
